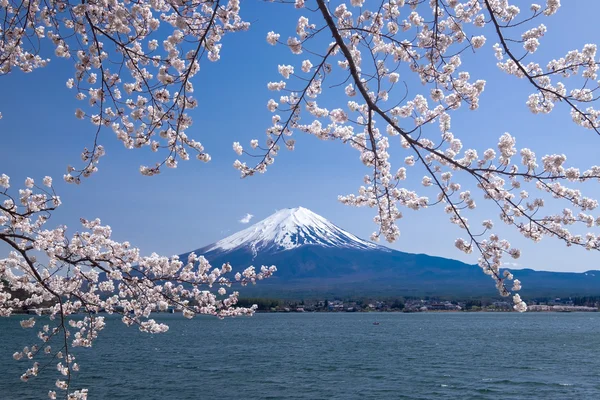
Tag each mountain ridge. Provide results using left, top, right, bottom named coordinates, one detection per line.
left=179, top=207, right=600, bottom=298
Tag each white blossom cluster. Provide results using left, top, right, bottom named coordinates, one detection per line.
left=1, top=0, right=249, bottom=180
left=488, top=1, right=600, bottom=130
left=1, top=175, right=275, bottom=396
left=233, top=0, right=600, bottom=312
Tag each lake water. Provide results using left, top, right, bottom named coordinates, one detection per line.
left=1, top=312, right=600, bottom=399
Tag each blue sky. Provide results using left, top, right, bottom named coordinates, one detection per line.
left=1, top=1, right=600, bottom=273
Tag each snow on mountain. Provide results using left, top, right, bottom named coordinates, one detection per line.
left=183, top=208, right=600, bottom=298
left=203, top=207, right=383, bottom=254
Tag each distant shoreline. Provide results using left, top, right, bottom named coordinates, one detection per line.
left=253, top=309, right=598, bottom=314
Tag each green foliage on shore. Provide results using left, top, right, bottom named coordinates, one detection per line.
left=237, top=298, right=281, bottom=311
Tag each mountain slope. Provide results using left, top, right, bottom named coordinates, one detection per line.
left=180, top=207, right=600, bottom=298
left=201, top=207, right=383, bottom=256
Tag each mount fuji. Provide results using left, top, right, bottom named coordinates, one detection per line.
left=180, top=207, right=600, bottom=298
left=203, top=207, right=384, bottom=255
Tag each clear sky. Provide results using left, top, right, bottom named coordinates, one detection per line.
left=1, top=1, right=600, bottom=273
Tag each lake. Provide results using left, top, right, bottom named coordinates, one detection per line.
left=1, top=312, right=600, bottom=399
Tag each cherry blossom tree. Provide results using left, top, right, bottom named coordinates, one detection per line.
left=1, top=1, right=278, bottom=397
left=0, top=176, right=276, bottom=399
left=236, top=0, right=600, bottom=313
left=2, top=0, right=600, bottom=397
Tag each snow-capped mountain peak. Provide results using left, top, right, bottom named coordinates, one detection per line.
left=204, top=207, right=381, bottom=254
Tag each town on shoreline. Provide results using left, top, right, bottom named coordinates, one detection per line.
left=9, top=296, right=600, bottom=315
left=235, top=296, right=599, bottom=313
